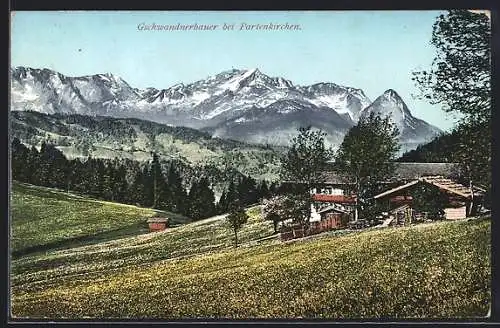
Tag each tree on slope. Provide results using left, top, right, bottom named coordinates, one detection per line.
left=262, top=195, right=309, bottom=233
left=412, top=9, right=491, bottom=193
left=225, top=205, right=249, bottom=248
left=335, top=112, right=400, bottom=221
left=279, top=126, right=334, bottom=224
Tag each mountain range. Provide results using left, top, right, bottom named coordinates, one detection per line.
left=10, top=66, right=442, bottom=152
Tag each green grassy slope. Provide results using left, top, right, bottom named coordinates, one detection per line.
left=10, top=181, right=189, bottom=256
left=11, top=183, right=490, bottom=319
left=11, top=205, right=275, bottom=288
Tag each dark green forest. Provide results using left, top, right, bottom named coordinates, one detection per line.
left=397, top=131, right=461, bottom=163
left=11, top=138, right=278, bottom=220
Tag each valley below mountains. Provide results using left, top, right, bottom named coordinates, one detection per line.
left=11, top=110, right=283, bottom=183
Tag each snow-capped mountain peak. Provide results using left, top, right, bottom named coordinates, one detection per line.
left=361, top=89, right=413, bottom=123
left=301, top=82, right=372, bottom=122
left=217, top=68, right=259, bottom=92
left=97, top=72, right=121, bottom=81
left=359, top=89, right=441, bottom=152
left=10, top=66, right=441, bottom=152
left=383, top=88, right=398, bottom=98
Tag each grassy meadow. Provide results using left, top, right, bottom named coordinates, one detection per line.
left=10, top=181, right=189, bottom=256
left=10, top=182, right=491, bottom=319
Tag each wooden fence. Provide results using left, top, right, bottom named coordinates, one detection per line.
left=280, top=215, right=344, bottom=241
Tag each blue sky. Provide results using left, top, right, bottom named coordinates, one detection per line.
left=11, top=10, right=459, bottom=130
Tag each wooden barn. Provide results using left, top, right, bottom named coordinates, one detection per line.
left=310, top=194, right=355, bottom=221
left=373, top=176, right=485, bottom=223
left=147, top=217, right=169, bottom=232
left=315, top=206, right=350, bottom=229
left=317, top=162, right=462, bottom=192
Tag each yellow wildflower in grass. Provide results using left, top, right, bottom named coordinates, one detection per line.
left=11, top=184, right=491, bottom=319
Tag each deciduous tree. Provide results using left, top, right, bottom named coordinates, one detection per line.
left=335, top=112, right=400, bottom=220
left=262, top=194, right=309, bottom=231
left=412, top=10, right=490, bottom=123
left=279, top=127, right=334, bottom=222
left=411, top=183, right=449, bottom=219
left=225, top=205, right=249, bottom=247
left=412, top=10, right=491, bottom=194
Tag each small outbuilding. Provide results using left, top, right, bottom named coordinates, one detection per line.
left=317, top=206, right=350, bottom=229
left=147, top=217, right=169, bottom=232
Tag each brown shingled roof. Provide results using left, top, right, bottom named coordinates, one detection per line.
left=312, top=194, right=356, bottom=203
left=373, top=175, right=483, bottom=200
left=147, top=217, right=169, bottom=223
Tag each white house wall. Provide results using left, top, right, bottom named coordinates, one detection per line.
left=311, top=187, right=345, bottom=195
left=310, top=204, right=321, bottom=222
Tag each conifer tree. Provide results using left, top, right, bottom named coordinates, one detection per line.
left=164, top=164, right=187, bottom=213
left=114, top=164, right=129, bottom=203
left=150, top=152, right=163, bottom=209
left=258, top=180, right=271, bottom=201
left=11, top=138, right=29, bottom=182
left=38, top=142, right=51, bottom=186
left=187, top=177, right=216, bottom=220
left=142, top=165, right=154, bottom=207
left=217, top=190, right=228, bottom=214
left=225, top=180, right=238, bottom=210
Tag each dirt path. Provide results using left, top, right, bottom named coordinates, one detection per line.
left=189, top=213, right=228, bottom=226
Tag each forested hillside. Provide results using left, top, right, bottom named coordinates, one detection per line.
left=11, top=138, right=278, bottom=221
left=397, top=131, right=460, bottom=163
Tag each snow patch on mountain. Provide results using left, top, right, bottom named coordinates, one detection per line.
left=360, top=89, right=442, bottom=147
left=217, top=68, right=258, bottom=94
left=10, top=66, right=442, bottom=152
